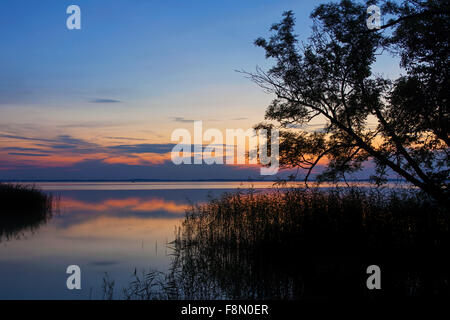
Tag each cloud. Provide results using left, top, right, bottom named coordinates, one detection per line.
left=231, top=117, right=248, bottom=120
left=0, top=134, right=97, bottom=147
left=1, top=132, right=176, bottom=157
left=105, top=137, right=147, bottom=141
left=55, top=135, right=98, bottom=147
left=8, top=153, right=50, bottom=157
left=58, top=122, right=124, bottom=129
left=108, top=143, right=176, bottom=154
left=0, top=158, right=265, bottom=180
left=172, top=117, right=197, bottom=123
left=1, top=147, right=51, bottom=153
left=90, top=98, right=122, bottom=103
left=0, top=134, right=56, bottom=143
left=0, top=133, right=102, bottom=157
left=31, top=135, right=100, bottom=153
left=2, top=131, right=306, bottom=180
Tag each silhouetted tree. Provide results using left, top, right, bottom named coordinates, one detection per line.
left=247, top=0, right=449, bottom=206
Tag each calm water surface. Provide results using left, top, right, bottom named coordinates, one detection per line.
left=0, top=182, right=253, bottom=299
left=0, top=181, right=408, bottom=299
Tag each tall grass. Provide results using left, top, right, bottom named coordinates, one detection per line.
left=104, top=187, right=449, bottom=299
left=167, top=187, right=448, bottom=299
left=179, top=187, right=448, bottom=253
left=0, top=183, right=55, bottom=241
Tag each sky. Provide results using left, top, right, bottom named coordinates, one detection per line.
left=0, top=0, right=401, bottom=180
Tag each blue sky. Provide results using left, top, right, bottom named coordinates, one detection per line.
left=0, top=0, right=401, bottom=180
left=0, top=0, right=315, bottom=107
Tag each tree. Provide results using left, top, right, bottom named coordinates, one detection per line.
left=247, top=0, right=449, bottom=206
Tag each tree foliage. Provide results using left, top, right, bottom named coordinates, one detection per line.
left=248, top=0, right=449, bottom=206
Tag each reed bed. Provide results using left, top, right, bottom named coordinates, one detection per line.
left=105, top=187, right=449, bottom=299
left=0, top=183, right=55, bottom=241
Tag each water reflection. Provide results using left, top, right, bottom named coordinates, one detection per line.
left=0, top=199, right=54, bottom=242
left=0, top=186, right=220, bottom=299
left=163, top=188, right=449, bottom=299
left=1, top=183, right=443, bottom=299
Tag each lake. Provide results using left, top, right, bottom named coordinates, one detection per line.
left=0, top=181, right=415, bottom=299
left=0, top=181, right=291, bottom=299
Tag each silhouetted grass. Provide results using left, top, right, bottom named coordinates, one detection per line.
left=101, top=269, right=182, bottom=300
left=104, top=187, right=449, bottom=299
left=171, top=187, right=449, bottom=299
left=0, top=183, right=55, bottom=241
left=180, top=187, right=448, bottom=252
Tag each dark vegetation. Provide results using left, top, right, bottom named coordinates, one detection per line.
left=170, top=187, right=449, bottom=299
left=0, top=183, right=55, bottom=241
left=104, top=187, right=449, bottom=299
left=247, top=0, right=449, bottom=206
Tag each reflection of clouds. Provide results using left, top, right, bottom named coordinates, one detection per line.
left=59, top=216, right=180, bottom=241
left=62, top=197, right=188, bottom=214
left=51, top=193, right=194, bottom=230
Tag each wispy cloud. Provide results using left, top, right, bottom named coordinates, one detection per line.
left=2, top=147, right=51, bottom=153
left=1, top=133, right=100, bottom=154
left=56, top=135, right=97, bottom=146
left=58, top=122, right=124, bottom=129
left=90, top=98, right=122, bottom=103
left=105, top=137, right=147, bottom=141
left=0, top=132, right=178, bottom=168
left=0, top=134, right=56, bottom=143
left=172, top=117, right=197, bottom=123
left=8, top=152, right=50, bottom=157
left=0, top=158, right=266, bottom=181
left=108, top=143, right=176, bottom=154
